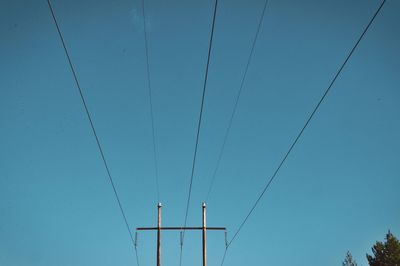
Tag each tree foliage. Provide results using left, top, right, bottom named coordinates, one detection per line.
left=343, top=251, right=358, bottom=266
left=367, top=231, right=400, bottom=266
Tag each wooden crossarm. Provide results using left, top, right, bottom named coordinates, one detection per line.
left=136, top=226, right=226, bottom=231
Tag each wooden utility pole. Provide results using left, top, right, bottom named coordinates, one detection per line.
left=202, top=202, right=207, bottom=266
left=137, top=202, right=226, bottom=266
left=157, top=202, right=161, bottom=266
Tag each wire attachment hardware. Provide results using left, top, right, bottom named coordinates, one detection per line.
left=180, top=231, right=184, bottom=247
left=134, top=232, right=138, bottom=248
left=224, top=231, right=228, bottom=248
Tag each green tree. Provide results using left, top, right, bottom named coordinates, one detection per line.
left=343, top=251, right=358, bottom=266
left=367, top=231, right=400, bottom=266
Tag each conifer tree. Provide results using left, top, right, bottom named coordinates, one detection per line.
left=367, top=231, right=400, bottom=266
left=343, top=251, right=358, bottom=266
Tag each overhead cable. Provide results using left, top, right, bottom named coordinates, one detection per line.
left=46, top=0, right=140, bottom=264
left=180, top=0, right=219, bottom=264
left=141, top=0, right=161, bottom=202
left=221, top=0, right=386, bottom=264
left=204, top=0, right=270, bottom=203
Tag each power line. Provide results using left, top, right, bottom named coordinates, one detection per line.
left=220, top=247, right=228, bottom=266
left=46, top=0, right=139, bottom=264
left=204, top=0, right=270, bottom=203
left=180, top=0, right=219, bottom=265
left=221, top=0, right=386, bottom=264
left=141, top=0, right=160, bottom=202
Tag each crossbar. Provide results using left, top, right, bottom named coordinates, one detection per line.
left=137, top=227, right=226, bottom=231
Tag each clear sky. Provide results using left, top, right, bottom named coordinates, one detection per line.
left=1, top=0, right=399, bottom=265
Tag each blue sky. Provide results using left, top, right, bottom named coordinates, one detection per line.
left=1, top=0, right=399, bottom=265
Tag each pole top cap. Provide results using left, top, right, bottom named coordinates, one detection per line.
left=158, top=202, right=162, bottom=207
left=202, top=202, right=206, bottom=207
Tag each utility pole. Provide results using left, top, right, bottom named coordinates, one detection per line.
left=202, top=202, right=207, bottom=266
left=157, top=202, right=161, bottom=266
left=137, top=202, right=226, bottom=266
